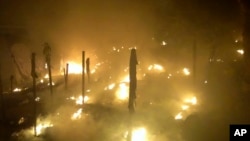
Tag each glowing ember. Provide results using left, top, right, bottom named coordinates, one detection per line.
left=237, top=49, right=244, bottom=55
left=108, top=83, right=116, bottom=90
left=45, top=63, right=48, bottom=69
left=184, top=96, right=197, bottom=105
left=18, top=117, right=25, bottom=125
left=161, top=41, right=167, bottom=46
left=183, top=68, right=190, bottom=75
left=44, top=74, right=49, bottom=79
left=175, top=112, right=183, bottom=120
left=35, top=97, right=40, bottom=102
left=71, top=108, right=82, bottom=120
left=116, top=83, right=129, bottom=100
left=148, top=64, right=164, bottom=72
left=91, top=69, right=96, bottom=74
left=34, top=118, right=53, bottom=136
left=73, top=95, right=89, bottom=105
left=47, top=82, right=55, bottom=86
left=13, top=88, right=22, bottom=92
left=132, top=127, right=147, bottom=141
left=181, top=105, right=189, bottom=110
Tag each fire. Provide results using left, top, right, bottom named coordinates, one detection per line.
left=121, top=75, right=129, bottom=83
left=237, top=49, right=244, bottom=55
left=47, top=82, right=55, bottom=86
left=132, top=127, right=147, bottom=141
left=69, top=95, right=89, bottom=105
left=36, top=121, right=53, bottom=136
left=116, top=83, right=129, bottom=100
left=108, top=83, right=116, bottom=90
left=181, top=105, right=189, bottom=110
left=183, top=68, right=190, bottom=75
left=44, top=74, right=49, bottom=79
left=31, top=117, right=53, bottom=136
left=125, top=127, right=147, bottom=141
left=184, top=96, right=197, bottom=105
left=71, top=108, right=82, bottom=120
left=175, top=112, right=183, bottom=120
left=67, top=61, right=82, bottom=74
left=147, top=64, right=164, bottom=72
left=13, top=88, right=22, bottom=92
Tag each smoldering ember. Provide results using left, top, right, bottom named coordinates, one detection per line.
left=0, top=0, right=250, bottom=141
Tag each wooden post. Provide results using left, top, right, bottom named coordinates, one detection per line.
left=128, top=48, right=138, bottom=114
left=43, top=43, right=53, bottom=96
left=64, top=63, right=69, bottom=90
left=31, top=53, right=37, bottom=137
left=82, top=51, right=85, bottom=105
left=193, top=41, right=197, bottom=89
left=0, top=64, right=5, bottom=121
left=86, top=58, right=90, bottom=84
left=10, top=75, right=14, bottom=94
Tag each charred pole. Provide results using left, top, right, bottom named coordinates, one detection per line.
left=82, top=51, right=85, bottom=105
left=31, top=53, right=37, bottom=136
left=86, top=58, right=90, bottom=84
left=64, top=63, right=69, bottom=90
left=128, top=48, right=138, bottom=114
left=0, top=64, right=5, bottom=121
left=43, top=42, right=53, bottom=95
left=10, top=75, right=14, bottom=94
left=193, top=40, right=197, bottom=89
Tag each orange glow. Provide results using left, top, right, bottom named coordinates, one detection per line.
left=67, top=61, right=82, bottom=74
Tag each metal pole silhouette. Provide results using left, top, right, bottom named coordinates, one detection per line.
left=86, top=58, right=90, bottom=84
left=82, top=51, right=85, bottom=105
left=128, top=48, right=138, bottom=114
left=43, top=42, right=53, bottom=95
left=31, top=53, right=37, bottom=137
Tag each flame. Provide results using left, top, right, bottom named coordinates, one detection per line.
left=175, top=112, right=183, bottom=120
left=121, top=75, right=129, bottom=83
left=183, top=68, right=190, bottom=75
left=125, top=127, right=147, bottom=141
left=116, top=83, right=129, bottom=100
left=69, top=95, right=89, bottom=105
left=13, top=88, right=22, bottom=92
left=237, top=49, right=244, bottom=55
left=132, top=127, right=147, bottom=141
left=44, top=74, right=49, bottom=79
left=71, top=108, right=82, bottom=120
left=47, top=82, right=55, bottom=86
left=108, top=83, right=116, bottom=90
left=161, top=41, right=167, bottom=46
left=184, top=96, right=197, bottom=105
left=147, top=64, right=164, bottom=72
left=181, top=105, right=189, bottom=110
left=67, top=61, right=82, bottom=74
left=33, top=118, right=53, bottom=136
left=91, top=69, right=96, bottom=74
left=36, top=122, right=53, bottom=136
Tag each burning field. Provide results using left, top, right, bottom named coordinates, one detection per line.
left=1, top=1, right=250, bottom=141
left=0, top=47, right=203, bottom=141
